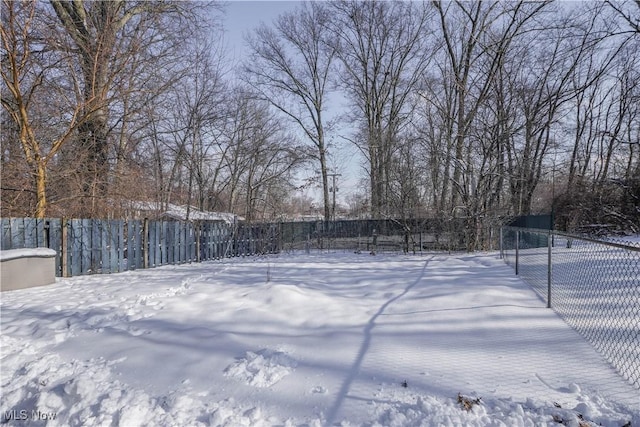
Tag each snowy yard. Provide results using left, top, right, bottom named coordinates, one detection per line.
left=1, top=252, right=638, bottom=426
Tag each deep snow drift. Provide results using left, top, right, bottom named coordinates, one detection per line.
left=1, top=252, right=638, bottom=426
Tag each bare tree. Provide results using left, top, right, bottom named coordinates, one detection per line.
left=215, top=88, right=306, bottom=221
left=245, top=2, right=336, bottom=221
left=558, top=37, right=640, bottom=232
left=431, top=1, right=550, bottom=219
left=329, top=0, right=433, bottom=218
left=173, top=36, right=227, bottom=219
left=1, top=0, right=98, bottom=217
left=606, top=0, right=640, bottom=34
left=48, top=0, right=213, bottom=215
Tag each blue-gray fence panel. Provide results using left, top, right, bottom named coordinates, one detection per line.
left=167, top=221, right=172, bottom=264
left=198, top=222, right=206, bottom=260
left=1, top=217, right=280, bottom=277
left=36, top=219, right=45, bottom=246
left=134, top=220, right=143, bottom=269
left=24, top=218, right=37, bottom=247
left=113, top=221, right=119, bottom=272
left=69, top=219, right=81, bottom=276
left=183, top=222, right=189, bottom=263
left=47, top=219, right=62, bottom=276
left=132, top=220, right=141, bottom=270
left=190, top=223, right=195, bottom=262
left=156, top=221, right=162, bottom=266
left=1, top=218, right=10, bottom=249
left=126, top=221, right=133, bottom=271
left=208, top=223, right=215, bottom=259
left=173, top=222, right=184, bottom=264
left=93, top=219, right=103, bottom=273
left=160, top=221, right=167, bottom=265
left=100, top=220, right=109, bottom=273
left=173, top=222, right=180, bottom=263
left=184, top=222, right=189, bottom=262
left=10, top=218, right=24, bottom=248
left=130, top=220, right=138, bottom=270
left=177, top=222, right=183, bottom=263
left=83, top=219, right=93, bottom=274
left=118, top=221, right=124, bottom=271
left=149, top=221, right=157, bottom=267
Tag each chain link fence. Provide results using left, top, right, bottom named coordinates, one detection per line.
left=501, top=226, right=640, bottom=389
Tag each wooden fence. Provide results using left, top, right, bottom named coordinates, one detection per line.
left=0, top=218, right=280, bottom=277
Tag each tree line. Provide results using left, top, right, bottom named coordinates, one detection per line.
left=2, top=1, right=639, bottom=238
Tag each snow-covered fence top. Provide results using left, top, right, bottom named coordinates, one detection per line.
left=0, top=218, right=280, bottom=277
left=500, top=226, right=640, bottom=390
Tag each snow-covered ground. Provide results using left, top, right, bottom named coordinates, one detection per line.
left=1, top=252, right=638, bottom=426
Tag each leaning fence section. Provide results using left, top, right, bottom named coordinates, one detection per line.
left=0, top=218, right=280, bottom=277
left=501, top=226, right=640, bottom=390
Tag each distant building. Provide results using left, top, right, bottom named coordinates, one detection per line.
left=126, top=201, right=243, bottom=224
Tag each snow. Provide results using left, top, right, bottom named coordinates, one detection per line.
left=0, top=248, right=57, bottom=262
left=1, top=252, right=638, bottom=426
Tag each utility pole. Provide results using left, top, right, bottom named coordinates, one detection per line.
left=327, top=172, right=342, bottom=220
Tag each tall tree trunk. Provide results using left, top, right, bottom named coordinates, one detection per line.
left=35, top=161, right=47, bottom=218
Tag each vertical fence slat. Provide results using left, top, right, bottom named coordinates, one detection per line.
left=70, top=219, right=80, bottom=276
left=210, top=223, right=216, bottom=259
left=184, top=222, right=189, bottom=263
left=94, top=219, right=103, bottom=274
left=201, top=222, right=208, bottom=261
left=163, top=220, right=169, bottom=266
left=101, top=220, right=109, bottom=274
left=62, top=219, right=69, bottom=277
left=149, top=221, right=157, bottom=267
left=48, top=219, right=62, bottom=277
left=36, top=218, right=45, bottom=247
left=134, top=220, right=146, bottom=268
left=130, top=220, right=135, bottom=269
left=192, top=223, right=197, bottom=263
left=1, top=218, right=11, bottom=250
left=118, top=221, right=124, bottom=272
left=126, top=220, right=133, bottom=271
left=81, top=219, right=92, bottom=274
left=153, top=220, right=160, bottom=266
left=174, top=222, right=180, bottom=264
left=179, top=221, right=183, bottom=263
left=180, top=222, right=190, bottom=263
left=110, top=220, right=119, bottom=273
left=214, top=224, right=220, bottom=259
left=24, top=218, right=36, bottom=247
left=10, top=218, right=24, bottom=248
left=158, top=221, right=165, bottom=265
left=178, top=222, right=184, bottom=263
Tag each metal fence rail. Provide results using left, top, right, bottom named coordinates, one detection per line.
left=501, top=226, right=640, bottom=389
left=1, top=218, right=280, bottom=277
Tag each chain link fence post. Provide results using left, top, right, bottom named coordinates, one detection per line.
left=515, top=230, right=519, bottom=275
left=547, top=229, right=552, bottom=309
